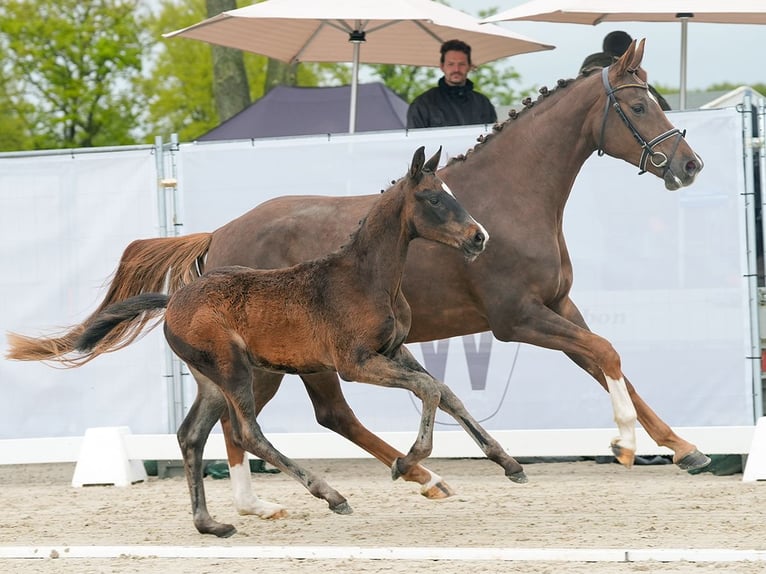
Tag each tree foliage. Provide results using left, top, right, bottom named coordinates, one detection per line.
left=0, top=0, right=147, bottom=150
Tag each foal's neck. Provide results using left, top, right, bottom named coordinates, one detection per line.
left=343, top=185, right=411, bottom=292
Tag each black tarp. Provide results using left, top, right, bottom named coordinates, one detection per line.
left=197, top=82, right=409, bottom=141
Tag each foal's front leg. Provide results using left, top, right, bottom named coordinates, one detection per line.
left=395, top=346, right=527, bottom=483
left=339, top=351, right=444, bottom=480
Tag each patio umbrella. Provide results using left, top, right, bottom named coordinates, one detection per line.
left=482, top=0, right=766, bottom=110
left=164, top=0, right=554, bottom=133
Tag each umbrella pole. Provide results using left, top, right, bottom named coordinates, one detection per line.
left=679, top=16, right=689, bottom=111
left=349, top=41, right=360, bottom=133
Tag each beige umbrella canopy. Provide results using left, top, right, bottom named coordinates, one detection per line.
left=164, top=0, right=554, bottom=133
left=482, top=0, right=766, bottom=109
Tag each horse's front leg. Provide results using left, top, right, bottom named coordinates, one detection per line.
left=300, top=372, right=455, bottom=499
left=395, top=346, right=527, bottom=483
left=555, top=297, right=711, bottom=471
left=498, top=301, right=639, bottom=468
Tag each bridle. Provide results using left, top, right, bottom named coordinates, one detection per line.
left=597, top=66, right=686, bottom=176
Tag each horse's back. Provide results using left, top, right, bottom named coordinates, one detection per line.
left=207, top=194, right=378, bottom=271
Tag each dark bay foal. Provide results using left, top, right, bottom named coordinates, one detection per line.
left=75, top=147, right=523, bottom=537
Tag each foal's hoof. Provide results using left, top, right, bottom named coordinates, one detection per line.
left=610, top=441, right=635, bottom=468
left=330, top=500, right=353, bottom=515
left=421, top=480, right=456, bottom=499
left=676, top=449, right=712, bottom=472
left=198, top=522, right=237, bottom=538
left=506, top=470, right=528, bottom=484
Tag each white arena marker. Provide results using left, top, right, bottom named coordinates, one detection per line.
left=0, top=546, right=765, bottom=562
left=743, top=416, right=766, bottom=482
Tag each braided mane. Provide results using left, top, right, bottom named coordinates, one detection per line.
left=445, top=75, right=582, bottom=166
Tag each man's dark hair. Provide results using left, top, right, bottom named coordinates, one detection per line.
left=602, top=31, right=633, bottom=57
left=440, top=39, right=472, bottom=66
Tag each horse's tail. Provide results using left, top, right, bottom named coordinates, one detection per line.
left=6, top=232, right=212, bottom=367
left=75, top=293, right=170, bottom=357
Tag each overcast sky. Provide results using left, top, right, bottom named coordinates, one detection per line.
left=452, top=0, right=765, bottom=92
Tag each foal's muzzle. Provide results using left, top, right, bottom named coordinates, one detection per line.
left=462, top=225, right=489, bottom=261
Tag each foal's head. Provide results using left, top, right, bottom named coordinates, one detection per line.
left=399, top=146, right=488, bottom=260
left=590, top=39, right=703, bottom=190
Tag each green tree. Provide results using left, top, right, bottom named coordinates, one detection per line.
left=206, top=0, right=250, bottom=122
left=143, top=0, right=342, bottom=141
left=0, top=0, right=147, bottom=151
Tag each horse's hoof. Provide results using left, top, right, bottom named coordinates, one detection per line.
left=610, top=441, right=635, bottom=468
left=421, top=480, right=455, bottom=499
left=676, top=449, right=712, bottom=471
left=330, top=500, right=353, bottom=515
left=507, top=470, right=528, bottom=484
left=391, top=458, right=404, bottom=481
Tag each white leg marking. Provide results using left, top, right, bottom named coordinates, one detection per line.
left=604, top=375, right=637, bottom=452
left=420, top=469, right=444, bottom=495
left=230, top=461, right=287, bottom=519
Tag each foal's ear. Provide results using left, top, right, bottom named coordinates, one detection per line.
left=423, top=146, right=442, bottom=173
left=409, top=146, right=426, bottom=180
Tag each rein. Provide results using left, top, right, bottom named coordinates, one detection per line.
left=597, top=66, right=686, bottom=176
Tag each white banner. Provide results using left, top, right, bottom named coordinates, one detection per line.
left=0, top=107, right=754, bottom=441
left=0, top=149, right=168, bottom=438
left=178, top=108, right=755, bottom=434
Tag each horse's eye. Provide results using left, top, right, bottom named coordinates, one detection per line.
left=429, top=195, right=440, bottom=205
left=631, top=104, right=645, bottom=115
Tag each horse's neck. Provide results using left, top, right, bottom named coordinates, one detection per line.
left=445, top=75, right=600, bottom=213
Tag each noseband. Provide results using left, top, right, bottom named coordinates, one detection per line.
left=597, top=66, right=686, bottom=175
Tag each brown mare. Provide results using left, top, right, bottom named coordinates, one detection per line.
left=73, top=146, right=514, bottom=537
left=8, top=40, right=707, bottom=518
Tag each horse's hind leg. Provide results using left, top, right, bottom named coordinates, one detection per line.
left=178, top=370, right=238, bottom=537
left=222, top=367, right=352, bottom=515
left=221, top=370, right=287, bottom=518
left=300, top=372, right=455, bottom=499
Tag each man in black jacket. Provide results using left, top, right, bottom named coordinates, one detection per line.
left=407, top=39, right=497, bottom=129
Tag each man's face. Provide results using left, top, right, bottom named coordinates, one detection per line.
left=440, top=50, right=470, bottom=87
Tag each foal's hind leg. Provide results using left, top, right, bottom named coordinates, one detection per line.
left=220, top=370, right=288, bottom=518
left=224, top=383, right=351, bottom=514
left=177, top=371, right=239, bottom=537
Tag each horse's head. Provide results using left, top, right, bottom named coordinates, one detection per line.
left=403, top=146, right=488, bottom=260
left=594, top=39, right=703, bottom=190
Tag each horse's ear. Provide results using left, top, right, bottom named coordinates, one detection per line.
left=423, top=146, right=442, bottom=173
left=628, top=38, right=646, bottom=71
left=409, top=146, right=426, bottom=180
left=612, top=39, right=637, bottom=76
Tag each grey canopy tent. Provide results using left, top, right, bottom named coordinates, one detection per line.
left=197, top=82, right=409, bottom=141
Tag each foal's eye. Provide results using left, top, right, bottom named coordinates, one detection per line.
left=429, top=194, right=440, bottom=205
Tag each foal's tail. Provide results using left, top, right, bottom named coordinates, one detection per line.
left=6, top=232, right=212, bottom=367
left=75, top=294, right=170, bottom=356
